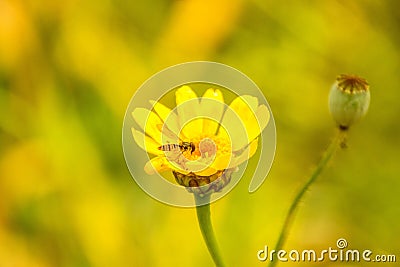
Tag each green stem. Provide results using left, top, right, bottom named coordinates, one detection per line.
left=195, top=193, right=225, bottom=267
left=268, top=129, right=346, bottom=267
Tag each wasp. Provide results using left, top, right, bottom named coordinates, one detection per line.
left=158, top=142, right=195, bottom=154
left=156, top=124, right=196, bottom=170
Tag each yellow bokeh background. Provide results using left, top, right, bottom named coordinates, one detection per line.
left=1, top=0, right=399, bottom=266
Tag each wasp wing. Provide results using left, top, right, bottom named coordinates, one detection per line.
left=157, top=124, right=183, bottom=142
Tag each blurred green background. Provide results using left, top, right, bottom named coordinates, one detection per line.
left=1, top=0, right=399, bottom=266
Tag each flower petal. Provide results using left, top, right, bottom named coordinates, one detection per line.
left=210, top=153, right=231, bottom=170
left=180, top=119, right=205, bottom=141
left=222, top=95, right=269, bottom=150
left=132, top=108, right=163, bottom=143
left=216, top=123, right=231, bottom=142
left=185, top=151, right=231, bottom=176
left=255, top=105, right=270, bottom=135
left=230, top=138, right=259, bottom=167
left=150, top=100, right=181, bottom=139
left=175, top=85, right=202, bottom=139
left=176, top=85, right=198, bottom=104
left=185, top=160, right=207, bottom=172
left=220, top=107, right=249, bottom=150
left=144, top=156, right=171, bottom=175
left=230, top=95, right=259, bottom=141
left=184, top=156, right=222, bottom=176
left=149, top=100, right=171, bottom=121
left=194, top=166, right=219, bottom=176
left=131, top=128, right=162, bottom=155
left=200, top=88, right=225, bottom=136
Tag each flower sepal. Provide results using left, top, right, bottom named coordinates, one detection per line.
left=173, top=168, right=237, bottom=197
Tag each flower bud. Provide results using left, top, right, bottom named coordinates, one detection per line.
left=329, top=74, right=370, bottom=129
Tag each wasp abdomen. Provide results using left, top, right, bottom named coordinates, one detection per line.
left=158, top=144, right=181, bottom=151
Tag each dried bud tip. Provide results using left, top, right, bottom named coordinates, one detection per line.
left=336, top=74, right=369, bottom=94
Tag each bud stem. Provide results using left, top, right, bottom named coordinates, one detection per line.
left=268, top=129, right=346, bottom=267
left=195, top=193, right=225, bottom=267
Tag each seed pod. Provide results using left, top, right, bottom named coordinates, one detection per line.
left=329, top=74, right=370, bottom=130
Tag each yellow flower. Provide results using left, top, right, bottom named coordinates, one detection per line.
left=131, top=85, right=270, bottom=183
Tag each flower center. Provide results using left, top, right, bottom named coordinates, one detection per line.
left=182, top=134, right=230, bottom=161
